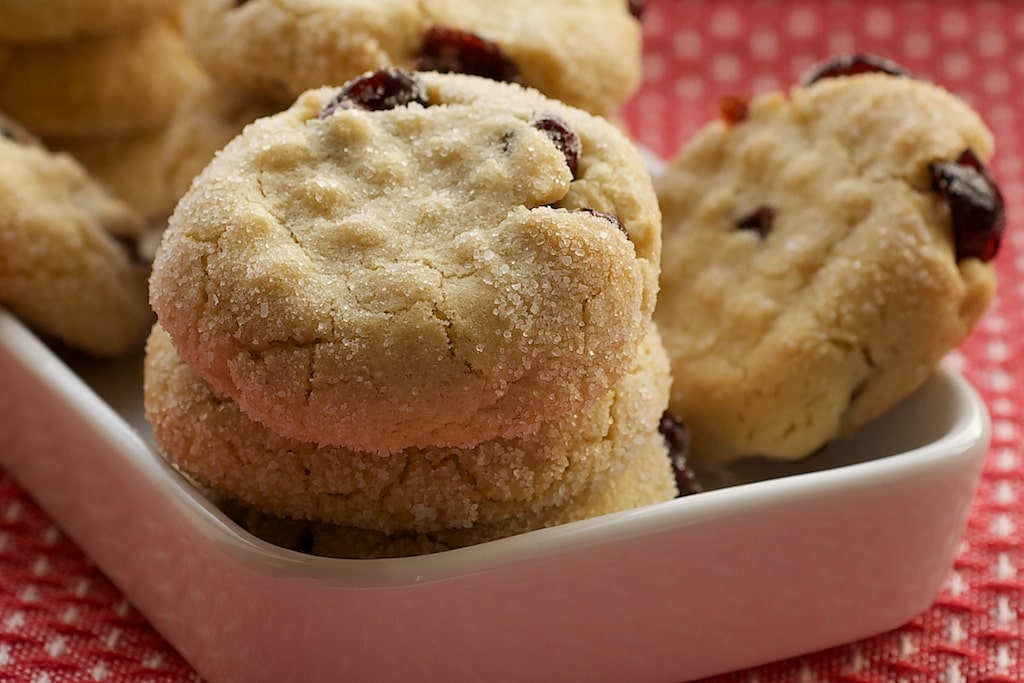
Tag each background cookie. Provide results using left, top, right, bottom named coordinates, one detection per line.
left=0, top=0, right=180, bottom=43
left=182, top=0, right=641, bottom=116
left=143, top=323, right=671, bottom=533
left=0, top=19, right=202, bottom=138
left=0, top=127, right=152, bottom=357
left=150, top=71, right=661, bottom=452
left=47, top=128, right=177, bottom=222
left=655, top=70, right=1000, bottom=464
left=162, top=77, right=284, bottom=204
left=183, top=0, right=424, bottom=103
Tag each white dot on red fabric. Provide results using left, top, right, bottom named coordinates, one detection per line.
left=864, top=8, right=895, bottom=37
left=903, top=31, right=933, bottom=57
left=750, top=30, right=779, bottom=59
left=642, top=52, right=668, bottom=82
left=710, top=7, right=743, bottom=38
left=712, top=54, right=742, bottom=83
left=979, top=30, right=1008, bottom=57
left=674, top=75, right=706, bottom=101
left=786, top=7, right=819, bottom=38
left=940, top=8, right=973, bottom=38
left=826, top=32, right=857, bottom=55
left=671, top=29, right=703, bottom=60
left=942, top=52, right=974, bottom=80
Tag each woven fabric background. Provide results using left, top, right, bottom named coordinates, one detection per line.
left=0, top=0, right=1021, bottom=680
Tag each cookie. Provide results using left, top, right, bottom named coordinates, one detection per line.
left=182, top=0, right=641, bottom=116
left=48, top=127, right=177, bottom=222
left=162, top=78, right=284, bottom=204
left=150, top=70, right=661, bottom=452
left=654, top=65, right=1001, bottom=464
left=143, top=322, right=671, bottom=533
left=0, top=0, right=180, bottom=43
left=0, top=19, right=202, bottom=138
left=0, top=116, right=152, bottom=357
left=231, top=435, right=678, bottom=559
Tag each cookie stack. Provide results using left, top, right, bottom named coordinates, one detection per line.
left=163, top=0, right=644, bottom=211
left=0, top=0, right=202, bottom=223
left=145, top=70, right=679, bottom=557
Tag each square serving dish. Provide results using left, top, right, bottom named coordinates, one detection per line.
left=0, top=308, right=989, bottom=683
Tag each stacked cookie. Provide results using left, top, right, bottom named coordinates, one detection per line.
left=0, top=0, right=202, bottom=222
left=145, top=70, right=679, bottom=557
left=163, top=0, right=644, bottom=209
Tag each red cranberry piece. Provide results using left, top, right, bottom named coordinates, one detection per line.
left=658, top=412, right=702, bottom=497
left=531, top=113, right=581, bottom=178
left=800, top=53, right=911, bottom=86
left=417, top=26, right=519, bottom=83
left=736, top=205, right=776, bottom=238
left=628, top=0, right=647, bottom=19
left=318, top=69, right=428, bottom=119
left=717, top=94, right=749, bottom=125
left=578, top=208, right=629, bottom=237
left=929, top=148, right=1006, bottom=262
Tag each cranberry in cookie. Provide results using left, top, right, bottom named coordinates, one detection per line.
left=655, top=59, right=1001, bottom=463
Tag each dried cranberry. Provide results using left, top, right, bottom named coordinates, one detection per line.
left=800, top=53, right=911, bottom=86
left=658, top=411, right=702, bottom=497
left=929, top=149, right=1006, bottom=262
left=736, top=206, right=776, bottom=238
left=318, top=69, right=428, bottom=119
left=578, top=208, right=629, bottom=236
left=717, top=94, right=749, bottom=125
left=417, top=26, right=519, bottom=83
left=628, top=0, right=647, bottom=19
left=531, top=113, right=581, bottom=178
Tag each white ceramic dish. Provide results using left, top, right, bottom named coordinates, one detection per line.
left=0, top=308, right=990, bottom=683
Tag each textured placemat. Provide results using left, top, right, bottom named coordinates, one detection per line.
left=0, top=1, right=1020, bottom=680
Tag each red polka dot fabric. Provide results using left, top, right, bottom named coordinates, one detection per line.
left=0, top=1, right=1021, bottom=681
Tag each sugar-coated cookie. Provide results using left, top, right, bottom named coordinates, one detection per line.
left=0, top=0, right=180, bottom=43
left=0, top=116, right=152, bottom=357
left=150, top=70, right=661, bottom=452
left=227, top=430, right=678, bottom=559
left=144, top=323, right=671, bottom=533
left=183, top=0, right=641, bottom=116
left=0, top=20, right=202, bottom=138
left=655, top=64, right=1001, bottom=463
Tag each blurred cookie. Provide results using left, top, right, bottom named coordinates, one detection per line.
left=0, top=0, right=180, bottom=43
left=0, top=116, right=152, bottom=357
left=0, top=19, right=202, bottom=137
left=163, top=78, right=283, bottom=203
left=48, top=127, right=177, bottom=222
left=183, top=0, right=641, bottom=115
left=150, top=70, right=661, bottom=452
left=655, top=62, right=1001, bottom=463
left=143, top=323, right=671, bottom=534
